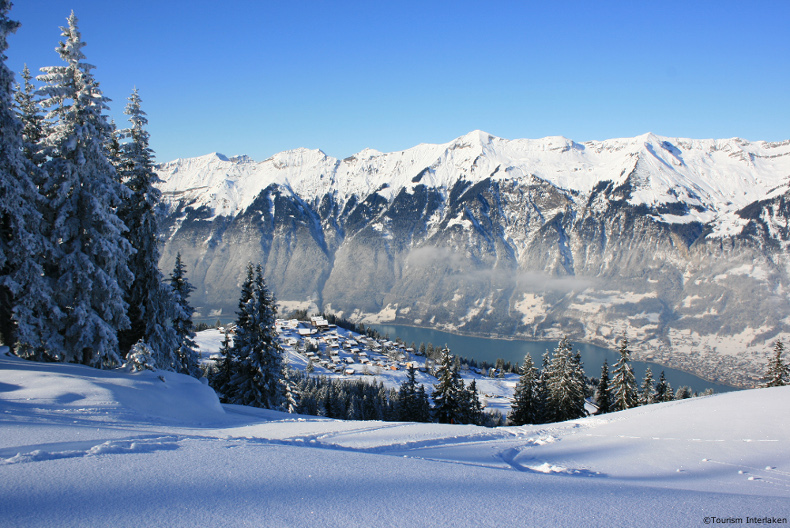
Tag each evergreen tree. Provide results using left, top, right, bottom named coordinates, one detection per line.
left=36, top=12, right=133, bottom=366
left=638, top=366, right=655, bottom=406
left=397, top=365, right=419, bottom=421
left=509, top=353, right=539, bottom=425
left=227, top=264, right=283, bottom=408
left=610, top=336, right=638, bottom=411
left=0, top=2, right=58, bottom=357
left=414, top=384, right=431, bottom=423
left=546, top=336, right=587, bottom=422
left=280, top=363, right=298, bottom=414
left=117, top=89, right=179, bottom=367
left=124, top=339, right=156, bottom=372
left=533, top=350, right=551, bottom=424
left=236, top=263, right=255, bottom=329
left=764, top=340, right=789, bottom=387
left=105, top=118, right=122, bottom=174
left=465, top=379, right=483, bottom=425
left=12, top=64, right=45, bottom=166
left=431, top=347, right=462, bottom=424
left=595, top=359, right=611, bottom=414
left=169, top=253, right=199, bottom=376
left=210, top=327, right=233, bottom=401
left=654, top=371, right=671, bottom=402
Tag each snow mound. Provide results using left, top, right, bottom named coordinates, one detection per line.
left=0, top=351, right=224, bottom=425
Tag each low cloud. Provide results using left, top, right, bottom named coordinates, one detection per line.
left=405, top=246, right=596, bottom=293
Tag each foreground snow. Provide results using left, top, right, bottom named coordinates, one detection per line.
left=1, top=350, right=788, bottom=527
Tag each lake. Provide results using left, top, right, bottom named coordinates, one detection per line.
left=371, top=324, right=738, bottom=395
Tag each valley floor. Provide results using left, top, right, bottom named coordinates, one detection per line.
left=0, top=351, right=788, bottom=527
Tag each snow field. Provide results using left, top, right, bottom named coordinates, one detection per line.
left=1, top=350, right=789, bottom=527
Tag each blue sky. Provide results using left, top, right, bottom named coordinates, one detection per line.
left=5, top=1, right=789, bottom=163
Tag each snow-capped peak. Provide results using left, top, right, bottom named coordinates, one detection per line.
left=156, top=131, right=790, bottom=229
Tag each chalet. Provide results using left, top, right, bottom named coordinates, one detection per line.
left=310, top=316, right=330, bottom=331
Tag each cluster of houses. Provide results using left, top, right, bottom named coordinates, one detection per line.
left=275, top=317, right=422, bottom=376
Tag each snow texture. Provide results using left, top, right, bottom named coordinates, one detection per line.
left=1, top=348, right=788, bottom=527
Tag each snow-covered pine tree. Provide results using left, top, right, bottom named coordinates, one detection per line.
left=595, top=359, right=611, bottom=414
left=508, top=353, right=539, bottom=425
left=280, top=361, right=298, bottom=414
left=36, top=12, right=133, bottom=366
left=397, top=364, right=419, bottom=421
left=653, top=370, right=675, bottom=403
left=546, top=336, right=587, bottom=422
left=124, top=339, right=156, bottom=372
left=414, top=384, right=431, bottom=423
left=0, top=1, right=59, bottom=357
left=532, top=350, right=551, bottom=424
left=210, top=326, right=234, bottom=402
left=227, top=264, right=284, bottom=408
left=764, top=340, right=789, bottom=387
left=466, top=379, right=483, bottom=426
left=105, top=118, right=122, bottom=174
left=638, top=366, right=655, bottom=406
left=431, top=346, right=462, bottom=424
left=168, top=252, right=199, bottom=376
left=117, top=89, right=180, bottom=369
left=13, top=64, right=45, bottom=166
left=610, top=336, right=638, bottom=411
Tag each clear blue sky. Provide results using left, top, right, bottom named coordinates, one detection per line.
left=5, top=1, right=789, bottom=163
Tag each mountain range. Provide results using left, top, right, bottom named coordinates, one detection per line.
left=155, top=131, right=790, bottom=388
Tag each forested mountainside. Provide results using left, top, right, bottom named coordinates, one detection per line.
left=156, top=131, right=790, bottom=387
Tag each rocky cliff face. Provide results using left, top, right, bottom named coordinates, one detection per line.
left=156, top=132, right=790, bottom=387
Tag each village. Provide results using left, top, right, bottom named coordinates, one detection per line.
left=196, top=315, right=521, bottom=417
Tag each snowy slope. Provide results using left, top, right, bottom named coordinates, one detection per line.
left=157, top=131, right=790, bottom=230
left=1, top=350, right=788, bottom=527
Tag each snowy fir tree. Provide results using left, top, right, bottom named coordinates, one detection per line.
left=764, top=340, right=789, bottom=387
left=611, top=336, right=638, bottom=411
left=12, top=64, right=45, bottom=166
left=546, top=336, right=587, bottom=422
left=397, top=365, right=423, bottom=421
left=280, top=362, right=298, bottom=414
left=508, top=353, right=540, bottom=425
left=431, top=347, right=463, bottom=424
left=464, top=379, right=483, bottom=426
left=227, top=264, right=284, bottom=408
left=531, top=350, right=552, bottom=424
left=116, top=89, right=180, bottom=370
left=675, top=386, right=692, bottom=400
left=595, top=359, right=611, bottom=414
left=0, top=1, right=58, bottom=358
left=639, top=367, right=655, bottom=406
left=654, top=371, right=674, bottom=403
left=210, top=327, right=234, bottom=402
left=36, top=12, right=133, bottom=366
left=124, top=340, right=156, bottom=372
left=168, top=252, right=199, bottom=376
left=414, top=384, right=431, bottom=423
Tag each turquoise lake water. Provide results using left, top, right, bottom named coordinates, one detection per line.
left=371, top=324, right=738, bottom=395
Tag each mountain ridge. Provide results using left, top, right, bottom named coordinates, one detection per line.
left=155, top=131, right=790, bottom=388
